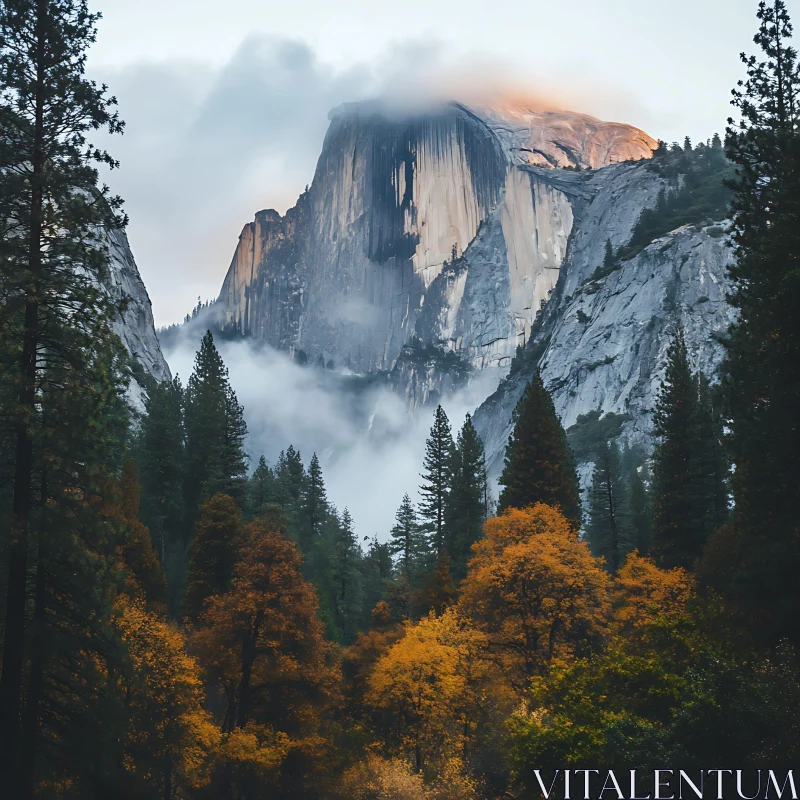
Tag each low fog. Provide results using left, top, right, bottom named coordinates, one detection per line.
left=163, top=334, right=504, bottom=542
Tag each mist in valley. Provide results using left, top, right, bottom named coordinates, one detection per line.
left=163, top=332, right=505, bottom=540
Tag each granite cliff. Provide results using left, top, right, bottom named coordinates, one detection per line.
left=212, top=98, right=733, bottom=484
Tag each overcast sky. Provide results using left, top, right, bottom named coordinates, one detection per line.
left=87, top=0, right=789, bottom=326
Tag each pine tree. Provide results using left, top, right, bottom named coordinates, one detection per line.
left=418, top=405, right=454, bottom=554
left=274, top=445, right=306, bottom=523
left=360, top=536, right=393, bottom=629
left=331, top=508, right=363, bottom=644
left=247, top=455, right=276, bottom=519
left=183, top=494, right=243, bottom=624
left=446, top=414, right=488, bottom=580
left=693, top=375, right=729, bottom=539
left=118, top=458, right=169, bottom=612
left=299, top=453, right=327, bottom=553
left=586, top=442, right=634, bottom=572
left=0, top=0, right=128, bottom=791
left=498, top=372, right=581, bottom=527
left=651, top=326, right=701, bottom=568
left=629, top=464, right=653, bottom=555
left=135, top=378, right=185, bottom=568
left=388, top=494, right=427, bottom=580
left=184, top=331, right=248, bottom=533
left=722, top=0, right=800, bottom=643
left=603, top=238, right=614, bottom=269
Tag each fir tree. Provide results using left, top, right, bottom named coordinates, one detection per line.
left=586, top=442, right=634, bottom=572
left=135, top=378, right=185, bottom=568
left=360, top=536, right=393, bottom=628
left=446, top=414, right=488, bottom=580
left=247, top=455, right=276, bottom=519
left=331, top=508, right=363, bottom=644
left=299, top=452, right=327, bottom=553
left=418, top=405, right=454, bottom=554
left=498, top=372, right=581, bottom=527
left=0, top=0, right=128, bottom=790
left=388, top=494, right=427, bottom=581
left=184, top=331, right=248, bottom=529
left=651, top=326, right=702, bottom=568
left=629, top=464, right=653, bottom=555
left=274, top=444, right=306, bottom=523
left=118, top=458, right=169, bottom=612
left=722, top=0, right=800, bottom=643
left=693, top=375, right=730, bottom=539
left=183, top=494, right=243, bottom=623
left=603, top=238, right=615, bottom=269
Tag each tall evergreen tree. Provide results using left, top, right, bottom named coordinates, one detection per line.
left=331, top=508, right=363, bottom=644
left=603, top=238, right=614, bottom=269
left=628, top=464, right=653, bottom=555
left=0, top=0, right=128, bottom=791
left=274, top=445, right=306, bottom=525
left=183, top=494, right=243, bottom=623
left=299, top=452, right=327, bottom=553
left=388, top=494, right=427, bottom=580
left=651, top=326, right=701, bottom=569
left=135, top=377, right=185, bottom=567
left=722, top=0, right=800, bottom=643
left=586, top=441, right=634, bottom=572
left=693, top=375, right=730, bottom=539
left=418, top=405, right=454, bottom=554
left=184, top=331, right=247, bottom=530
left=247, top=455, right=276, bottom=519
left=498, top=371, right=581, bottom=527
left=446, top=414, right=488, bottom=580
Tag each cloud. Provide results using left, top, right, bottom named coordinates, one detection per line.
left=93, top=35, right=661, bottom=328
left=163, top=334, right=503, bottom=540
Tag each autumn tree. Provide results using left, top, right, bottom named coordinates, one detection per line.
left=459, top=505, right=610, bottom=683
left=419, top=406, right=454, bottom=554
left=115, top=598, right=219, bottom=799
left=192, top=519, right=339, bottom=799
left=183, top=494, right=243, bottom=623
left=498, top=373, right=581, bottom=527
left=366, top=608, right=490, bottom=774
left=117, top=458, right=169, bottom=612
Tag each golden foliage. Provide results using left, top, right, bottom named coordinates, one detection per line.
left=366, top=608, right=490, bottom=771
left=114, top=597, right=219, bottom=792
left=459, top=504, right=610, bottom=681
left=191, top=520, right=340, bottom=791
left=613, top=551, right=694, bottom=637
left=338, top=755, right=482, bottom=800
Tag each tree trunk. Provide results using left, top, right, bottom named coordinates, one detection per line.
left=0, top=2, right=47, bottom=788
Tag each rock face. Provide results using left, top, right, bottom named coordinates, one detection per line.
left=104, top=227, right=171, bottom=407
left=472, top=217, right=735, bottom=488
left=217, top=100, right=656, bottom=378
left=213, top=96, right=733, bottom=485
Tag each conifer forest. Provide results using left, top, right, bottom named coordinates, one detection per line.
left=1, top=1, right=800, bottom=798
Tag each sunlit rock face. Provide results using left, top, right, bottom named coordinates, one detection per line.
left=214, top=96, right=732, bottom=472
left=215, top=99, right=655, bottom=378
left=475, top=103, right=657, bottom=169
left=104, top=227, right=171, bottom=409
